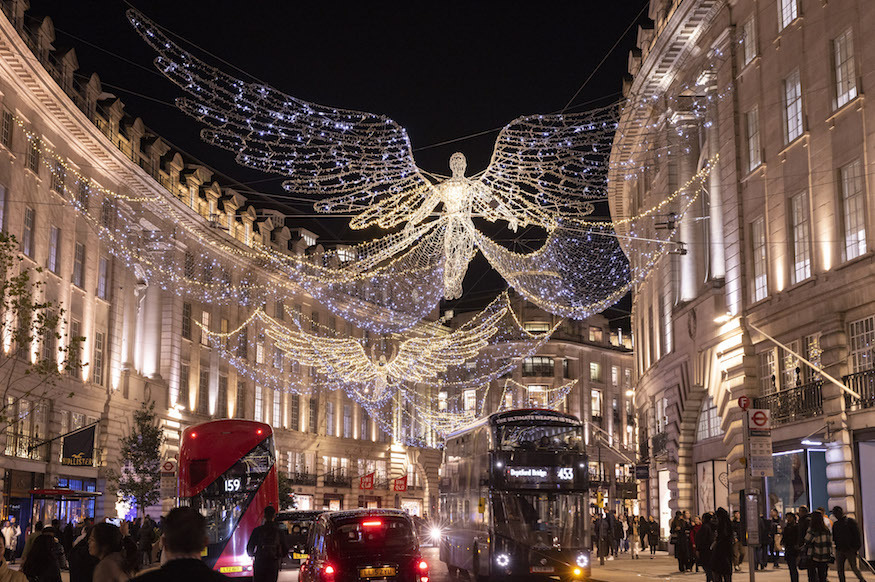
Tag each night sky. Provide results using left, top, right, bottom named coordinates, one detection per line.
left=38, top=1, right=649, bottom=326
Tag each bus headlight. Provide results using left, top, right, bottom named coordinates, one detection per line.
left=496, top=553, right=510, bottom=567
left=429, top=526, right=443, bottom=542
left=576, top=553, right=589, bottom=568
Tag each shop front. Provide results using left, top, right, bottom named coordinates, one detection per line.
left=855, top=430, right=875, bottom=561
left=357, top=495, right=382, bottom=509
left=323, top=494, right=344, bottom=511
left=695, top=460, right=730, bottom=515
left=765, top=446, right=828, bottom=516
left=400, top=498, right=421, bottom=516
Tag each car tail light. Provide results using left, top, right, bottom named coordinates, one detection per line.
left=362, top=520, right=382, bottom=527
left=418, top=560, right=428, bottom=571
left=323, top=564, right=336, bottom=580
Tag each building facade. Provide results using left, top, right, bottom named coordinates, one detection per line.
left=0, top=0, right=634, bottom=529
left=610, top=0, right=875, bottom=556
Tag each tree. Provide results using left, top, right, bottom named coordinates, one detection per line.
left=111, top=400, right=164, bottom=516
left=0, top=232, right=83, bottom=435
left=278, top=471, right=296, bottom=510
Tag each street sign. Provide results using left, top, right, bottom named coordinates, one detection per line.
left=737, top=395, right=751, bottom=411
left=635, top=464, right=650, bottom=480
left=161, top=459, right=178, bottom=474
left=747, top=409, right=773, bottom=477
left=160, top=458, right=178, bottom=500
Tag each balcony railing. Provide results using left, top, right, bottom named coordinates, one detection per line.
left=324, top=473, right=352, bottom=488
left=753, top=380, right=823, bottom=425
left=288, top=472, right=317, bottom=486
left=652, top=432, right=668, bottom=456
left=4, top=433, right=49, bottom=461
left=843, top=370, right=875, bottom=410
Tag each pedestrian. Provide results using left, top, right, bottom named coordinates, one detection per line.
left=690, top=516, right=702, bottom=572
left=802, top=511, right=833, bottom=582
left=41, top=526, right=68, bottom=571
left=19, top=521, right=44, bottom=563
left=711, top=508, right=734, bottom=582
left=629, top=515, right=641, bottom=559
left=2, top=519, right=20, bottom=564
left=832, top=507, right=867, bottom=582
left=138, top=516, right=154, bottom=568
left=0, top=535, right=27, bottom=582
left=246, top=506, right=286, bottom=582
left=89, top=522, right=138, bottom=582
left=647, top=515, right=659, bottom=557
left=731, top=510, right=744, bottom=572
left=782, top=512, right=801, bottom=582
left=135, top=507, right=228, bottom=582
left=769, top=508, right=782, bottom=568
left=638, top=515, right=648, bottom=556
left=21, top=534, right=62, bottom=582
left=68, top=521, right=99, bottom=582
left=696, top=513, right=715, bottom=582
left=756, top=513, right=770, bottom=570
left=611, top=511, right=623, bottom=557
left=63, top=521, right=75, bottom=557
left=670, top=511, right=690, bottom=572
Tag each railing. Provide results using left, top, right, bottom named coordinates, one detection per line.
left=4, top=433, right=49, bottom=461
left=591, top=415, right=603, bottom=426
left=324, top=473, right=352, bottom=488
left=753, top=380, right=823, bottom=425
left=288, top=472, right=317, bottom=486
left=843, top=370, right=875, bottom=410
left=652, top=432, right=668, bottom=456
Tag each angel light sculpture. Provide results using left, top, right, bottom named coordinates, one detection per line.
left=129, top=10, right=705, bottom=325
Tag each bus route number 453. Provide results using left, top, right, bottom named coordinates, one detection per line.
left=224, top=478, right=242, bottom=492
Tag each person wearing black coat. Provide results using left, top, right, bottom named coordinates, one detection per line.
left=647, top=516, right=659, bottom=557
left=136, top=507, right=228, bottom=582
left=831, top=507, right=867, bottom=582
left=639, top=517, right=649, bottom=553
left=711, top=508, right=735, bottom=582
left=695, top=513, right=715, bottom=582
left=68, top=525, right=99, bottom=582
left=782, top=512, right=801, bottom=582
left=21, top=535, right=62, bottom=582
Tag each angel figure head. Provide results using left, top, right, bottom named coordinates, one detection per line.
left=449, top=152, right=467, bottom=178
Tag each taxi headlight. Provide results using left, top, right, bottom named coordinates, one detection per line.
left=576, top=553, right=589, bottom=568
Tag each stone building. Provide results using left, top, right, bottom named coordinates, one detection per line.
left=0, top=0, right=634, bottom=528
left=609, top=0, right=875, bottom=555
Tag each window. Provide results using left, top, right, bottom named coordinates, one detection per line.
left=237, top=328, right=248, bottom=359
left=72, top=242, right=85, bottom=287
left=611, top=365, right=620, bottom=387
left=200, top=310, right=211, bottom=346
left=591, top=390, right=602, bottom=419
left=0, top=185, right=6, bottom=231
left=746, top=107, right=761, bottom=172
left=197, top=370, right=209, bottom=415
left=524, top=321, right=551, bottom=333
left=49, top=161, right=65, bottom=193
left=22, top=207, right=35, bottom=258
left=562, top=358, right=570, bottom=378
left=309, top=392, right=319, bottom=433
left=696, top=397, right=723, bottom=441
left=273, top=390, right=282, bottom=427
left=181, top=303, right=192, bottom=340
left=68, top=319, right=81, bottom=375
left=77, top=180, right=88, bottom=208
left=740, top=16, right=757, bottom=66
left=778, top=0, right=797, bottom=31
left=235, top=381, right=246, bottom=418
left=255, top=342, right=264, bottom=365
left=47, top=226, right=60, bottom=274
left=438, top=391, right=448, bottom=412
left=624, top=368, right=632, bottom=389
left=1, top=109, right=12, bottom=148
left=273, top=347, right=283, bottom=369
left=526, top=385, right=547, bottom=407
left=97, top=258, right=109, bottom=300
left=92, top=331, right=105, bottom=386
left=26, top=138, right=39, bottom=173
left=522, top=356, right=554, bottom=376
left=589, top=326, right=604, bottom=343
left=803, top=334, right=822, bottom=383
left=751, top=217, right=768, bottom=302
left=254, top=386, right=263, bottom=422
left=759, top=348, right=778, bottom=394
left=360, top=406, right=370, bottom=440
left=464, top=389, right=477, bottom=412
left=275, top=301, right=284, bottom=320
left=217, top=376, right=228, bottom=418
left=184, top=252, right=195, bottom=279
left=840, top=160, right=866, bottom=261
left=655, top=397, right=668, bottom=433
left=100, top=199, right=114, bottom=229
left=343, top=404, right=352, bottom=438
left=41, top=310, right=56, bottom=363
left=783, top=69, right=803, bottom=143
left=289, top=394, right=300, bottom=430
left=789, top=192, right=811, bottom=283
left=590, top=362, right=602, bottom=382
left=833, top=29, right=857, bottom=109
left=178, top=364, right=190, bottom=408
left=849, top=315, right=875, bottom=373
left=782, top=340, right=801, bottom=389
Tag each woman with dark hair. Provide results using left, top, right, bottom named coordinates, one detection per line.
left=21, top=534, right=62, bottom=582
left=89, top=522, right=137, bottom=582
left=647, top=516, right=659, bottom=557
left=711, top=508, right=734, bottom=582
left=802, top=512, right=833, bottom=582
left=782, top=512, right=801, bottom=582
left=670, top=511, right=690, bottom=572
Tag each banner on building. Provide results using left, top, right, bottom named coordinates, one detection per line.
left=393, top=475, right=408, bottom=492
left=61, top=424, right=96, bottom=467
left=359, top=472, right=375, bottom=490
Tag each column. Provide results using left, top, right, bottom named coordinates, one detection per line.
left=141, top=283, right=162, bottom=379
left=670, top=108, right=704, bottom=302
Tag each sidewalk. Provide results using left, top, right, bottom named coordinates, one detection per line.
left=590, top=552, right=872, bottom=582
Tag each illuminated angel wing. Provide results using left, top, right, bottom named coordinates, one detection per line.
left=474, top=105, right=619, bottom=227
left=386, top=308, right=504, bottom=382
left=128, top=9, right=434, bottom=230
left=267, top=329, right=377, bottom=384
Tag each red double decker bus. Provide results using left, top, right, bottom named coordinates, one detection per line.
left=179, top=419, right=279, bottom=577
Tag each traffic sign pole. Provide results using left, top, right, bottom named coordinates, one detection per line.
left=743, top=410, right=757, bottom=582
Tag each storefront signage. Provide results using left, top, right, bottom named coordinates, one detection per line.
left=61, top=424, right=96, bottom=466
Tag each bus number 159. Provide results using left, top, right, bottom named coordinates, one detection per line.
left=224, top=478, right=242, bottom=492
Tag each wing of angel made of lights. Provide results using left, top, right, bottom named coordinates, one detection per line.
left=128, top=9, right=435, bottom=231
left=471, top=106, right=619, bottom=227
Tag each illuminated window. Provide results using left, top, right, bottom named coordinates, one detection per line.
left=47, top=226, right=60, bottom=274
left=741, top=16, right=757, bottom=66
left=254, top=386, right=263, bottom=422
left=178, top=364, right=190, bottom=408
left=97, top=258, right=109, bottom=300
left=589, top=362, right=602, bottom=383
left=22, top=207, right=35, bottom=258
left=848, top=315, right=875, bottom=373
left=526, top=385, right=547, bottom=408
left=696, top=397, right=723, bottom=441
left=289, top=394, right=300, bottom=430
left=273, top=390, right=282, bottom=427
left=746, top=107, right=761, bottom=172
left=833, top=29, right=857, bottom=109
left=197, top=370, right=209, bottom=415
left=524, top=321, right=551, bottom=333
left=759, top=348, right=778, bottom=395
left=327, top=401, right=336, bottom=437
left=783, top=69, right=803, bottom=143
left=782, top=340, right=800, bottom=389
left=803, top=334, right=822, bottom=383
left=611, top=365, right=619, bottom=387
left=789, top=192, right=811, bottom=284
left=778, top=0, right=797, bottom=31
left=343, top=404, right=352, bottom=438
left=591, top=390, right=602, bottom=420
left=255, top=342, right=264, bottom=365
left=751, top=217, right=768, bottom=302
left=72, top=242, right=85, bottom=288
left=463, top=389, right=477, bottom=412
left=589, top=326, right=604, bottom=343
left=438, top=391, right=448, bottom=411
left=840, top=159, right=866, bottom=261
left=92, top=331, right=105, bottom=386
left=200, top=311, right=211, bottom=346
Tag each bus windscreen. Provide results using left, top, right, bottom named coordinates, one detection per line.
left=495, top=423, right=583, bottom=451
left=187, top=438, right=274, bottom=546
left=492, top=491, right=585, bottom=549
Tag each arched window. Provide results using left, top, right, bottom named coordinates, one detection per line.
left=696, top=396, right=723, bottom=441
